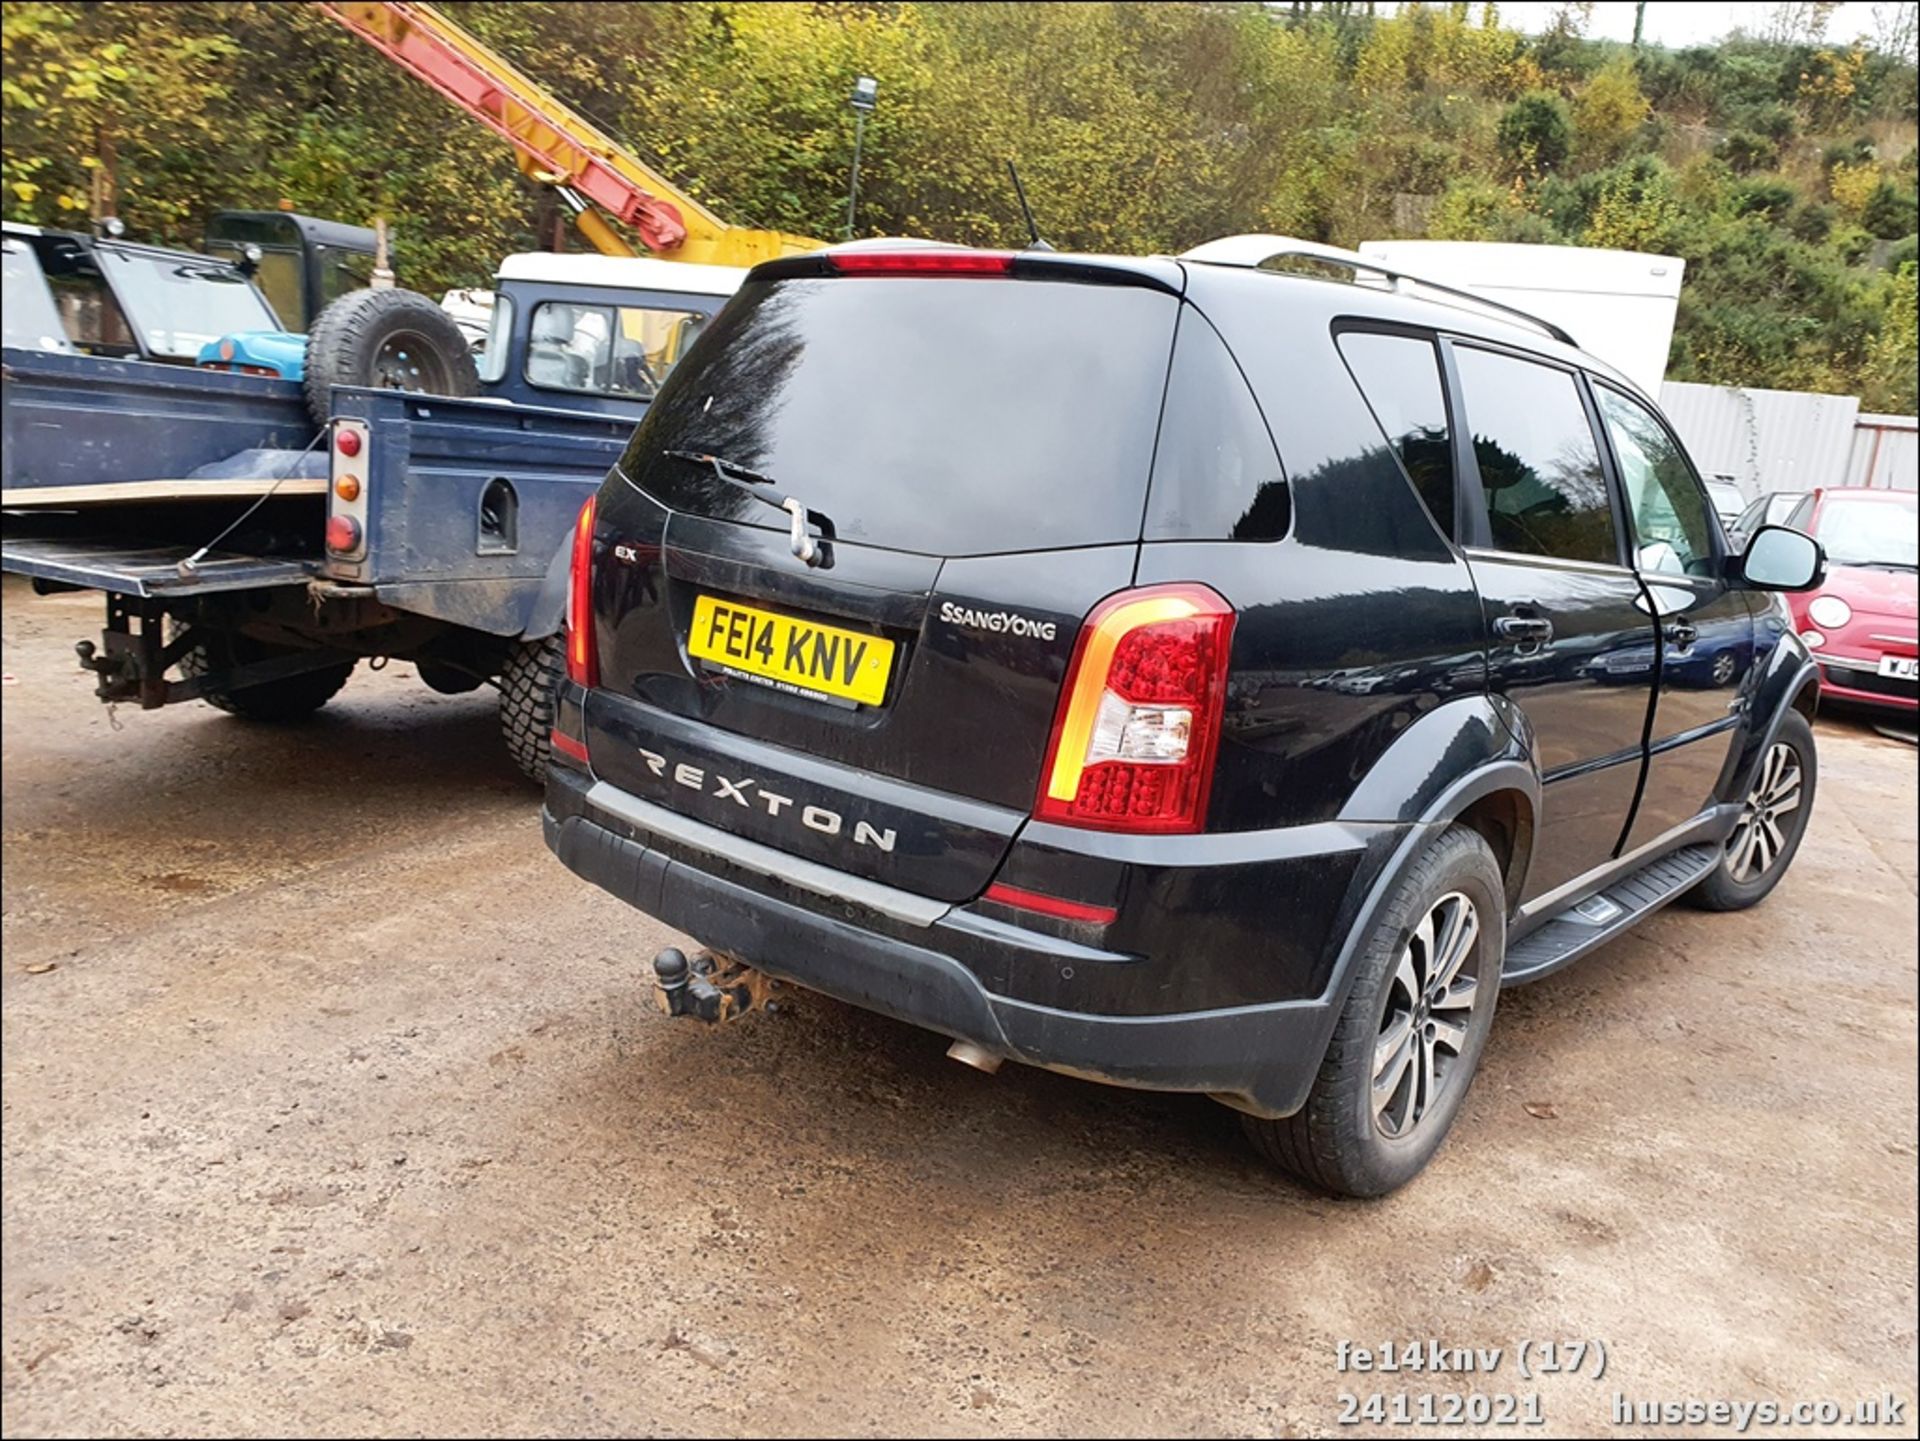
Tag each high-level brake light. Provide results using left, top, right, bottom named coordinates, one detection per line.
left=566, top=496, right=598, bottom=687
left=827, top=250, right=1014, bottom=276
left=1036, top=583, right=1234, bottom=835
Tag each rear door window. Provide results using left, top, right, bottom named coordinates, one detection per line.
left=623, top=277, right=1179, bottom=556
left=1337, top=330, right=1456, bottom=538
left=1454, top=346, right=1617, bottom=565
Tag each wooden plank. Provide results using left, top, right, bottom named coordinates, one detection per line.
left=0, top=477, right=329, bottom=507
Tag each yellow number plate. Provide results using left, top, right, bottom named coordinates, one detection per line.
left=688, top=595, right=895, bottom=706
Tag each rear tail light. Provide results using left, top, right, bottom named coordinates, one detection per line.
left=566, top=496, right=598, bottom=687
left=827, top=250, right=1014, bottom=276
left=334, top=428, right=362, bottom=459
left=324, top=515, right=362, bottom=553
left=1036, top=583, right=1234, bottom=835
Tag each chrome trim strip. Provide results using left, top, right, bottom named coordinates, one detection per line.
left=1462, top=546, right=1635, bottom=579
left=1868, top=634, right=1918, bottom=647
left=585, top=781, right=951, bottom=929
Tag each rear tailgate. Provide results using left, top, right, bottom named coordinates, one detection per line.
left=1, top=529, right=312, bottom=596
left=584, top=260, right=1184, bottom=901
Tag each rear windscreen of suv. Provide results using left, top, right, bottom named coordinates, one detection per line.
left=618, top=276, right=1180, bottom=557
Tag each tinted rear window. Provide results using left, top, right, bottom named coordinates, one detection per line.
left=619, top=277, right=1178, bottom=556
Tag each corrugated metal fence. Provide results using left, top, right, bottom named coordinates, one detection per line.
left=1659, top=381, right=1917, bottom=498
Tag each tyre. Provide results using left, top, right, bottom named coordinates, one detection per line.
left=1242, top=826, right=1505, bottom=1198
left=1688, top=710, right=1817, bottom=912
left=302, top=287, right=479, bottom=426
left=499, top=633, right=566, bottom=784
left=171, top=624, right=355, bottom=722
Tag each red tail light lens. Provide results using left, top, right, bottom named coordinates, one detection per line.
left=334, top=427, right=362, bottom=459
left=324, top=515, right=362, bottom=554
left=566, top=496, right=598, bottom=687
left=827, top=250, right=1014, bottom=276
left=1035, top=583, right=1234, bottom=834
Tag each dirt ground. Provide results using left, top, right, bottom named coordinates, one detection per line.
left=2, top=575, right=1915, bottom=1438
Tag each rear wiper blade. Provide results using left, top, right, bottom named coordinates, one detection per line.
left=661, top=448, right=779, bottom=489
left=659, top=448, right=834, bottom=566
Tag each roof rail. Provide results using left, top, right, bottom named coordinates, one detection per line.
left=1179, top=234, right=1579, bottom=349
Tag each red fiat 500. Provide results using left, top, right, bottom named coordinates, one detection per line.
left=1784, top=488, right=1919, bottom=713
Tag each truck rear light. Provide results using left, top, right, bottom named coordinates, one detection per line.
left=334, top=428, right=362, bottom=458
left=1036, top=583, right=1234, bottom=835
left=566, top=496, right=598, bottom=687
left=333, top=474, right=361, bottom=502
left=827, top=250, right=1014, bottom=276
left=325, top=515, right=362, bottom=553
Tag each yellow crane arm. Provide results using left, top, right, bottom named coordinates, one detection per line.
left=320, top=1, right=821, bottom=264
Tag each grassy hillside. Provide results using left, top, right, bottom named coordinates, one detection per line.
left=3, top=1, right=1914, bottom=407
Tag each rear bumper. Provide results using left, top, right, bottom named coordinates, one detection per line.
left=542, top=764, right=1344, bottom=1117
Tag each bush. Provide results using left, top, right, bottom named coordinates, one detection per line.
left=1497, top=91, right=1571, bottom=172
left=1789, top=202, right=1835, bottom=243
left=1885, top=234, right=1919, bottom=273
left=1861, top=181, right=1919, bottom=241
left=1737, top=102, right=1798, bottom=143
left=1732, top=180, right=1798, bottom=220
left=1831, top=224, right=1876, bottom=265
left=1720, top=131, right=1781, bottom=174
left=1428, top=175, right=1517, bottom=241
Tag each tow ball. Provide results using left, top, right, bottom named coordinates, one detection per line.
left=651, top=947, right=775, bottom=1024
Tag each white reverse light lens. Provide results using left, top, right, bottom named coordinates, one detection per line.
left=1089, top=691, right=1192, bottom=765
left=1808, top=595, right=1852, bottom=629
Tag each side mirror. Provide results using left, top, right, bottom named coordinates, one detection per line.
left=1737, top=525, right=1825, bottom=592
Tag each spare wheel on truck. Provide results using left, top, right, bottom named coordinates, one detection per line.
left=302, top=287, right=479, bottom=425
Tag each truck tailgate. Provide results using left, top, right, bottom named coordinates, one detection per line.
left=1, top=532, right=313, bottom=596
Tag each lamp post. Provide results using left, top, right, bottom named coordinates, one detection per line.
left=845, top=75, right=878, bottom=240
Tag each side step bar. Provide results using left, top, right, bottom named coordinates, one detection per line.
left=1503, top=843, right=1719, bottom=985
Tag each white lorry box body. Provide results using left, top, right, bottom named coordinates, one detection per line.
left=1356, top=240, right=1684, bottom=395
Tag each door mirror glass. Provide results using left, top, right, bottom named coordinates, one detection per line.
left=1740, top=525, right=1824, bottom=591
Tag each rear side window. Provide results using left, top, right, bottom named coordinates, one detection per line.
left=1455, top=346, right=1616, bottom=565
left=1337, top=330, right=1455, bottom=538
left=623, top=277, right=1178, bottom=556
left=1145, top=307, right=1288, bottom=542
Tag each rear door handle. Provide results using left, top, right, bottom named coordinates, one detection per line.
left=1494, top=614, right=1554, bottom=645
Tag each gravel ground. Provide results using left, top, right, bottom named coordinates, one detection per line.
left=3, top=575, right=1915, bottom=1438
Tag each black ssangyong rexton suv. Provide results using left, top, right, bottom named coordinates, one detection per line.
left=542, top=236, right=1827, bottom=1196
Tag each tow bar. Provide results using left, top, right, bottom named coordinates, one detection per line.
left=651, top=947, right=775, bottom=1024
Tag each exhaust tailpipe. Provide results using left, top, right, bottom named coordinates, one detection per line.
left=946, top=1039, right=1003, bottom=1075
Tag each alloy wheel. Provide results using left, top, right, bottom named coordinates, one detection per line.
left=1373, top=890, right=1482, bottom=1139
left=1725, top=741, right=1803, bottom=884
